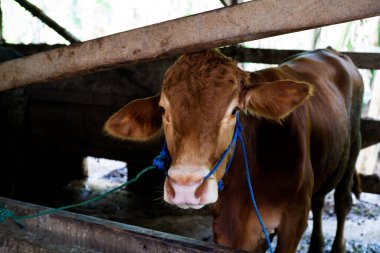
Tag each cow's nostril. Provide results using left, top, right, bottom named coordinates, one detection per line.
left=165, top=179, right=176, bottom=199
left=195, top=180, right=208, bottom=198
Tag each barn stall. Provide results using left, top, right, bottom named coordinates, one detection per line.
left=0, top=0, right=380, bottom=252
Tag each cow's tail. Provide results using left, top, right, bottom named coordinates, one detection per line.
left=352, top=170, right=362, bottom=200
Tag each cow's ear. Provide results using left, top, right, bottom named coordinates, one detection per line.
left=104, top=94, right=162, bottom=141
left=242, top=80, right=313, bottom=121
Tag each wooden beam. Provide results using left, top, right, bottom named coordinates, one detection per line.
left=0, top=197, right=247, bottom=253
left=345, top=51, right=380, bottom=70
left=0, top=224, right=99, bottom=253
left=0, top=0, right=4, bottom=44
left=6, top=43, right=380, bottom=70
left=13, top=0, right=79, bottom=44
left=360, top=117, right=380, bottom=149
left=0, top=0, right=379, bottom=92
left=221, top=47, right=380, bottom=69
left=360, top=173, right=380, bottom=195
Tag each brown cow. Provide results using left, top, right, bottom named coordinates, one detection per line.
left=105, top=48, right=363, bottom=253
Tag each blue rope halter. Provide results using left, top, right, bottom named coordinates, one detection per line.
left=153, top=112, right=274, bottom=253
left=203, top=112, right=242, bottom=190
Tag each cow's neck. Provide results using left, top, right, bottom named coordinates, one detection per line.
left=212, top=111, right=309, bottom=249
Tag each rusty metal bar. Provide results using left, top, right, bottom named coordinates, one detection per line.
left=13, top=0, right=79, bottom=44
left=0, top=0, right=379, bottom=92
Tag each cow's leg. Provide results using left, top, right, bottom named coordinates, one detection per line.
left=308, top=193, right=325, bottom=253
left=330, top=181, right=351, bottom=253
left=275, top=201, right=309, bottom=253
left=331, top=135, right=360, bottom=253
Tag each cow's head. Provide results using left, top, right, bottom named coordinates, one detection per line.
left=105, top=50, right=312, bottom=209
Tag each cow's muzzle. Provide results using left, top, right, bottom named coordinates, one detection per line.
left=163, top=167, right=218, bottom=209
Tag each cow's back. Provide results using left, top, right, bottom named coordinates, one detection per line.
left=250, top=48, right=363, bottom=192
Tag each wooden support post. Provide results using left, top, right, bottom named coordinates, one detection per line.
left=12, top=0, right=79, bottom=44
left=0, top=0, right=4, bottom=44
left=219, top=0, right=228, bottom=7
left=0, top=0, right=379, bottom=92
left=356, top=71, right=380, bottom=175
left=220, top=0, right=243, bottom=7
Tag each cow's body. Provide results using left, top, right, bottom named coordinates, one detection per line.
left=105, top=48, right=363, bottom=253
left=213, top=49, right=363, bottom=252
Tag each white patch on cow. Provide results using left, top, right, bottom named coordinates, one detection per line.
left=206, top=178, right=218, bottom=203
left=168, top=167, right=209, bottom=178
left=170, top=180, right=201, bottom=204
left=159, top=93, right=170, bottom=109
left=177, top=204, right=204, bottom=210
left=177, top=205, right=190, bottom=209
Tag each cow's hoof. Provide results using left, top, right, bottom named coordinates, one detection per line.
left=330, top=242, right=346, bottom=253
left=307, top=247, right=323, bottom=253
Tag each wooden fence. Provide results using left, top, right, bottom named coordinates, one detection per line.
left=0, top=0, right=379, bottom=91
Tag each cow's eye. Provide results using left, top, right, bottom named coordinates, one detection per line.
left=159, top=106, right=165, bottom=115
left=231, top=108, right=238, bottom=116
left=160, top=106, right=171, bottom=123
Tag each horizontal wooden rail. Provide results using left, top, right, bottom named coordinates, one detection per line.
left=221, top=47, right=380, bottom=70
left=6, top=44, right=380, bottom=70
left=0, top=0, right=379, bottom=92
left=0, top=197, right=246, bottom=253
left=359, top=173, right=380, bottom=195
left=360, top=118, right=380, bottom=149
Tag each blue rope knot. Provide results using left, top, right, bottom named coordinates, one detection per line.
left=152, top=142, right=170, bottom=176
left=217, top=180, right=224, bottom=191
left=152, top=155, right=166, bottom=171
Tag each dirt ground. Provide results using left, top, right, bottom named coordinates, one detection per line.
left=48, top=160, right=380, bottom=253
left=298, top=193, right=380, bottom=253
